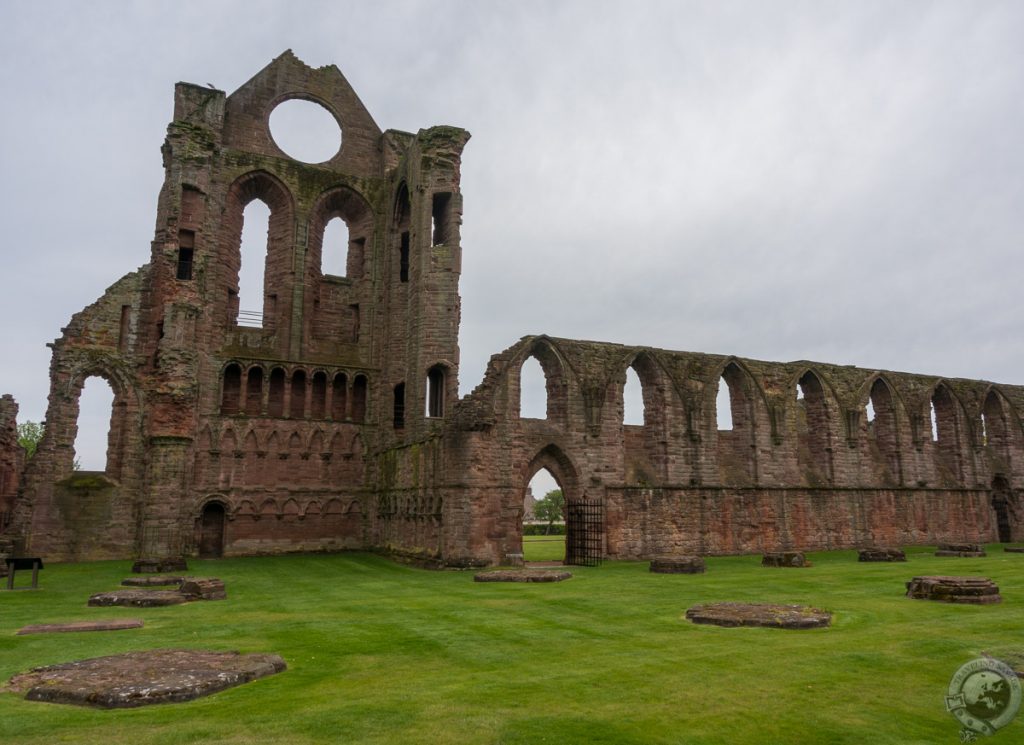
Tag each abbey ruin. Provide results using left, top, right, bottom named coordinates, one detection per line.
left=0, top=52, right=1020, bottom=566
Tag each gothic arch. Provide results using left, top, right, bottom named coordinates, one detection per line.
left=857, top=375, right=904, bottom=485
left=711, top=358, right=767, bottom=485
left=928, top=380, right=969, bottom=486
left=790, top=367, right=838, bottom=486
left=308, top=185, right=375, bottom=281
left=523, top=443, right=581, bottom=500
left=514, top=336, right=575, bottom=425
left=220, top=170, right=296, bottom=331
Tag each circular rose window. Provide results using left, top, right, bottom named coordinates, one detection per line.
left=268, top=98, right=342, bottom=163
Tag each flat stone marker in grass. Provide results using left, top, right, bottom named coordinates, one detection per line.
left=858, top=547, right=906, bottom=562
left=474, top=569, right=572, bottom=583
left=650, top=556, right=705, bottom=574
left=762, top=551, right=811, bottom=568
left=5, top=649, right=286, bottom=708
left=1005, top=547, right=1024, bottom=554
left=121, top=575, right=184, bottom=587
left=17, top=619, right=144, bottom=635
left=88, top=589, right=188, bottom=607
left=685, top=602, right=831, bottom=629
left=935, top=543, right=986, bottom=558
left=905, top=576, right=1001, bottom=604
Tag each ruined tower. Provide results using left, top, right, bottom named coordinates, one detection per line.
left=12, top=51, right=469, bottom=560
left=3, top=53, right=1019, bottom=567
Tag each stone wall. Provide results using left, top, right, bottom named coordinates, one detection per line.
left=0, top=395, right=23, bottom=526
left=2, top=53, right=1020, bottom=566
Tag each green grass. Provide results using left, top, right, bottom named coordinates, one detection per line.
left=522, top=535, right=565, bottom=562
left=1, top=546, right=1022, bottom=744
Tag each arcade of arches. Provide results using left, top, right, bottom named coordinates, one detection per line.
left=1, top=52, right=1020, bottom=566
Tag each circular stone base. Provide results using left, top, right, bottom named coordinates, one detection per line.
left=762, top=552, right=811, bottom=568
left=685, top=602, right=832, bottom=629
left=88, top=589, right=187, bottom=607
left=650, top=556, right=705, bottom=574
left=905, top=575, right=1002, bottom=604
left=858, top=547, right=906, bottom=562
left=6, top=649, right=286, bottom=708
left=474, top=570, right=572, bottom=583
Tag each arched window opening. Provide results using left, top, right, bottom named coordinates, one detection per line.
left=426, top=366, right=446, bottom=418
left=311, top=371, right=328, bottom=419
left=322, top=217, right=349, bottom=276
left=519, top=356, right=547, bottom=419
left=867, top=378, right=900, bottom=484
left=245, top=367, right=263, bottom=416
left=983, top=392, right=1013, bottom=465
left=352, top=375, right=368, bottom=423
left=332, top=373, right=348, bottom=420
left=393, top=383, right=406, bottom=429
left=929, top=400, right=939, bottom=442
left=237, top=199, right=271, bottom=328
left=221, top=364, right=242, bottom=415
left=796, top=371, right=832, bottom=485
left=73, top=376, right=116, bottom=472
left=622, top=367, right=644, bottom=426
left=931, top=384, right=964, bottom=484
left=716, top=376, right=733, bottom=431
left=290, top=370, right=307, bottom=419
left=268, top=368, right=286, bottom=417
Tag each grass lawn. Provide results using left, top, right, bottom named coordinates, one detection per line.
left=1, top=546, right=1022, bottom=744
left=522, top=535, right=565, bottom=562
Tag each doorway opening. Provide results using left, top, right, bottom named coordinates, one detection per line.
left=198, top=502, right=226, bottom=558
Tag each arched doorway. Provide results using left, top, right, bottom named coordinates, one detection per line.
left=198, top=502, right=226, bottom=558
left=991, top=476, right=1013, bottom=543
left=521, top=445, right=601, bottom=566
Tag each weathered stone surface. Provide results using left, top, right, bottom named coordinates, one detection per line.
left=17, top=619, right=144, bottom=635
left=858, top=547, right=907, bottom=562
left=5, top=649, right=286, bottom=708
left=179, top=577, right=226, bottom=600
left=0, top=396, right=22, bottom=534
left=650, top=556, right=706, bottom=574
left=685, top=602, right=831, bottom=629
left=1, top=53, right=1022, bottom=570
left=132, top=558, right=188, bottom=574
left=1004, top=547, right=1024, bottom=553
left=935, top=543, right=987, bottom=558
left=88, top=590, right=187, bottom=607
left=474, top=570, right=572, bottom=583
left=762, top=552, right=811, bottom=568
left=121, top=575, right=184, bottom=587
left=905, top=575, right=1002, bottom=604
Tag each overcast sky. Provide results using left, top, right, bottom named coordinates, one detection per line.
left=1, top=1, right=1022, bottom=472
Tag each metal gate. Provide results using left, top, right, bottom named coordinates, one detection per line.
left=565, top=499, right=603, bottom=567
